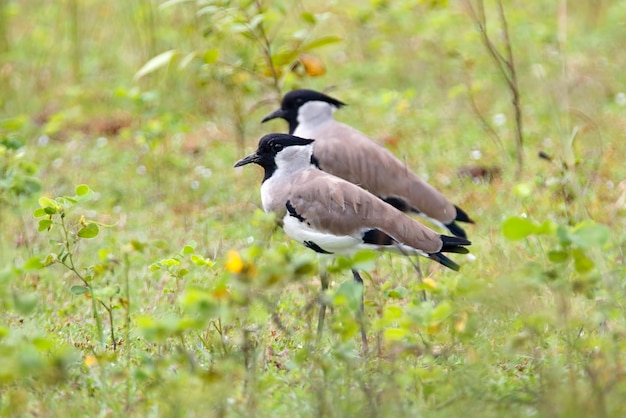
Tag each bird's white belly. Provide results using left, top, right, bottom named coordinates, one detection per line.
left=282, top=215, right=361, bottom=254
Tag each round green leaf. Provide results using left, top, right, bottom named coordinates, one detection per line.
left=502, top=216, right=537, bottom=240
left=75, top=184, right=90, bottom=196
left=33, top=208, right=47, bottom=218
left=77, top=223, right=99, bottom=238
left=38, top=196, right=57, bottom=210
left=573, top=250, right=595, bottom=273
left=38, top=219, right=53, bottom=232
left=203, top=49, right=219, bottom=64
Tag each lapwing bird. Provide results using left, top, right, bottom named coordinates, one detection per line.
left=261, top=89, right=474, bottom=239
left=234, top=133, right=472, bottom=349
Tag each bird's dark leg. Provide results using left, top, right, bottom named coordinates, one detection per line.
left=316, top=269, right=330, bottom=343
left=352, top=269, right=369, bottom=354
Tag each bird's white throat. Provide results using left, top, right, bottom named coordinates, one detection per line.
left=296, top=101, right=336, bottom=134
left=260, top=143, right=315, bottom=213
left=274, top=143, right=315, bottom=174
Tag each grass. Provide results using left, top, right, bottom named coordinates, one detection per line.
left=1, top=0, right=626, bottom=417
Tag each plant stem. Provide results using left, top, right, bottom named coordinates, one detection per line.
left=122, top=253, right=132, bottom=410
left=98, top=299, right=117, bottom=351
left=59, top=213, right=105, bottom=347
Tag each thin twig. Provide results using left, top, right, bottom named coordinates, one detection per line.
left=254, top=0, right=281, bottom=95
left=465, top=0, right=524, bottom=178
left=463, top=64, right=504, bottom=149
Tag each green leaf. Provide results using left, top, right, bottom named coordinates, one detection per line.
left=38, top=219, right=52, bottom=232
left=23, top=257, right=43, bottom=270
left=569, top=224, right=610, bottom=248
left=383, top=305, right=404, bottom=321
left=383, top=327, right=408, bottom=341
left=573, top=249, right=595, bottom=273
left=535, top=220, right=557, bottom=235
left=74, top=184, right=94, bottom=202
left=271, top=50, right=299, bottom=66
left=386, top=286, right=408, bottom=299
left=75, top=184, right=90, bottom=196
left=134, top=50, right=178, bottom=80
left=203, top=49, right=219, bottom=64
left=190, top=254, right=207, bottom=266
left=547, top=250, right=569, bottom=263
left=33, top=208, right=47, bottom=218
left=502, top=216, right=537, bottom=240
left=77, top=223, right=99, bottom=238
left=44, top=254, right=56, bottom=266
left=38, top=196, right=57, bottom=210
left=352, top=250, right=377, bottom=271
left=301, top=11, right=316, bottom=24
left=333, top=280, right=363, bottom=310
left=130, top=240, right=146, bottom=252
left=159, top=258, right=180, bottom=267
left=556, top=225, right=571, bottom=245
left=70, top=285, right=89, bottom=295
left=301, top=36, right=342, bottom=51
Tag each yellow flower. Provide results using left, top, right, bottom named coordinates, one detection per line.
left=225, top=250, right=243, bottom=274
left=84, top=355, right=98, bottom=367
left=455, top=311, right=468, bottom=333
left=423, top=278, right=437, bottom=289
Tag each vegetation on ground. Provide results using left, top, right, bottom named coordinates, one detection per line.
left=1, top=0, right=625, bottom=416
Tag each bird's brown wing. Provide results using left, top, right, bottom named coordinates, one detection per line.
left=286, top=169, right=444, bottom=253
left=310, top=121, right=457, bottom=224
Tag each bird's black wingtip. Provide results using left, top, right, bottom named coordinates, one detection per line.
left=445, top=221, right=468, bottom=239
left=441, top=234, right=471, bottom=248
left=454, top=205, right=475, bottom=224
left=429, top=253, right=461, bottom=271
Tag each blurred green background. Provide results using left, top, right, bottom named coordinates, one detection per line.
left=1, top=1, right=625, bottom=417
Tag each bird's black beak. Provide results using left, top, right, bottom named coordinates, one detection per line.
left=261, top=108, right=287, bottom=123
left=234, top=152, right=260, bottom=168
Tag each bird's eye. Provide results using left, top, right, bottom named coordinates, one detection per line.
left=272, top=143, right=284, bottom=152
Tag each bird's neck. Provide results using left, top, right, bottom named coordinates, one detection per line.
left=295, top=102, right=336, bottom=135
